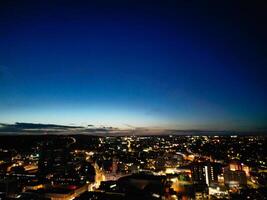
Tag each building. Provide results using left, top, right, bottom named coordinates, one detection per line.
left=191, top=162, right=221, bottom=186
left=208, top=184, right=229, bottom=199
left=38, top=137, right=73, bottom=181
left=229, top=160, right=250, bottom=176
left=224, top=169, right=247, bottom=188
left=38, top=137, right=95, bottom=185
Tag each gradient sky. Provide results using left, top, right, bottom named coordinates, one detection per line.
left=0, top=0, right=267, bottom=131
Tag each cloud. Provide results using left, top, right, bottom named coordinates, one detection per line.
left=0, top=122, right=264, bottom=136
left=0, top=122, right=82, bottom=133
left=0, top=122, right=126, bottom=135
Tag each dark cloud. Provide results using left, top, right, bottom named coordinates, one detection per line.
left=0, top=122, right=265, bottom=136
left=0, top=122, right=82, bottom=134
left=0, top=122, right=124, bottom=135
left=0, top=122, right=82, bottom=130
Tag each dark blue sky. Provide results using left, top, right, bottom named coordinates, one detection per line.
left=0, top=0, right=267, bottom=130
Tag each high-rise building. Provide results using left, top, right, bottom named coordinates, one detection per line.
left=38, top=137, right=95, bottom=185
left=191, top=162, right=220, bottom=186
left=38, top=137, right=72, bottom=181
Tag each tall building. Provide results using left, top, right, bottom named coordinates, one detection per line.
left=38, top=137, right=95, bottom=185
left=38, top=137, right=72, bottom=181
left=191, top=162, right=220, bottom=186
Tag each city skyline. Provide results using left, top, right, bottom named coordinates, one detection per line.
left=1, top=1, right=267, bottom=132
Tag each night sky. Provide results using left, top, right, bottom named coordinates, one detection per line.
left=0, top=0, right=267, bottom=131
